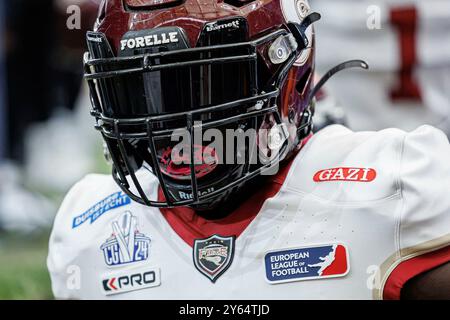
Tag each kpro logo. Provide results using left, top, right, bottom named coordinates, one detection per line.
left=102, top=266, right=160, bottom=296
left=313, top=167, right=377, bottom=182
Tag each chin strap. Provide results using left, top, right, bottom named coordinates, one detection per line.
left=288, top=12, right=322, bottom=51
left=286, top=13, right=370, bottom=142
left=307, top=60, right=369, bottom=105
left=296, top=60, right=370, bottom=141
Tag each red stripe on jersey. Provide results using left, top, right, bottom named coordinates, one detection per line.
left=383, top=245, right=450, bottom=300
left=390, top=6, right=422, bottom=101
left=158, top=136, right=313, bottom=247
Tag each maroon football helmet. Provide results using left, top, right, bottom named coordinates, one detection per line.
left=84, top=0, right=366, bottom=210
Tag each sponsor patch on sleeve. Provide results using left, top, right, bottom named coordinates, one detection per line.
left=313, top=167, right=376, bottom=182
left=72, top=191, right=131, bottom=229
left=102, top=265, right=161, bottom=296
left=264, top=244, right=350, bottom=284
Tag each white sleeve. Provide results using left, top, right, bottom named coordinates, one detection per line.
left=400, top=125, right=450, bottom=253
left=381, top=126, right=450, bottom=300
left=47, top=177, right=90, bottom=300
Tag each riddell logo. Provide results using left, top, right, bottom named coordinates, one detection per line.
left=313, top=168, right=377, bottom=182
left=179, top=187, right=215, bottom=200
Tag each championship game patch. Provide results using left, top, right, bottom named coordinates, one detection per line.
left=101, top=211, right=151, bottom=267
left=101, top=265, right=161, bottom=296
left=193, top=235, right=235, bottom=283
left=72, top=191, right=130, bottom=228
left=264, top=244, right=349, bottom=284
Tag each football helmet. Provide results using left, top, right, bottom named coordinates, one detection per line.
left=84, top=0, right=367, bottom=209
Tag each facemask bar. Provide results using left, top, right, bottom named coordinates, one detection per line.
left=85, top=28, right=287, bottom=82
left=84, top=25, right=315, bottom=208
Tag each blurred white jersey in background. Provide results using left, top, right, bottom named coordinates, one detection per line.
left=312, top=0, right=450, bottom=135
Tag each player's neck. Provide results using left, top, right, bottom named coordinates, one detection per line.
left=191, top=144, right=306, bottom=220
left=192, top=176, right=265, bottom=220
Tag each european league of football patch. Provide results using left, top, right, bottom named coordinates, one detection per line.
left=264, top=244, right=350, bottom=284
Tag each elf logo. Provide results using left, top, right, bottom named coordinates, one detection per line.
left=102, top=267, right=160, bottom=296
left=313, top=168, right=377, bottom=182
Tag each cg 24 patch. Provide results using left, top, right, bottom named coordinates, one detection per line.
left=264, top=244, right=350, bottom=284
left=101, top=211, right=151, bottom=267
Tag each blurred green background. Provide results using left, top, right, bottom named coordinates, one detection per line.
left=0, top=144, right=109, bottom=300
left=0, top=0, right=104, bottom=300
left=0, top=231, right=53, bottom=299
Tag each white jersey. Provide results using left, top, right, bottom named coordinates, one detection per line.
left=48, top=125, right=450, bottom=300
left=312, top=0, right=450, bottom=134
